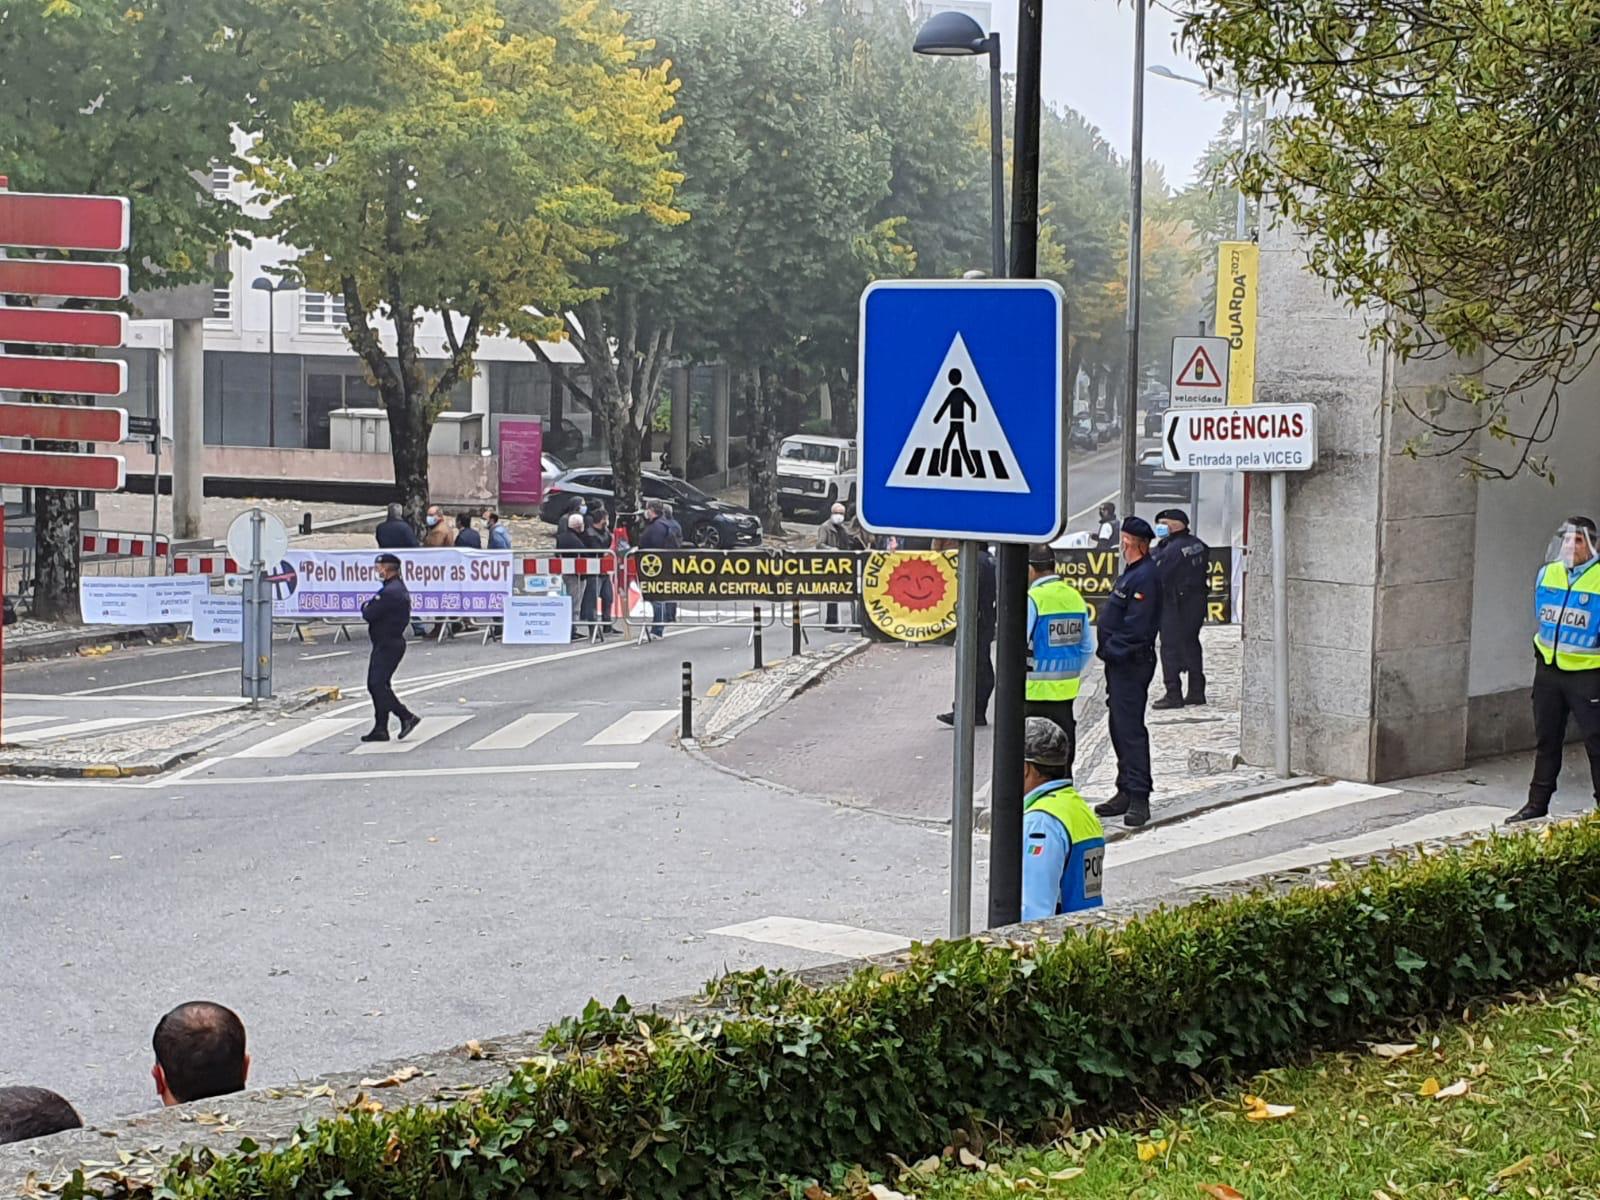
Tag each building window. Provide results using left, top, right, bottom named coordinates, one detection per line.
left=211, top=286, right=232, bottom=320
left=300, top=290, right=347, bottom=328
left=210, top=166, right=232, bottom=195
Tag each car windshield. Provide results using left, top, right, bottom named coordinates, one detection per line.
left=780, top=441, right=840, bottom=464
left=650, top=476, right=713, bottom=504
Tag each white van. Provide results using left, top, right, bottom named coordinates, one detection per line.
left=776, top=435, right=857, bottom=517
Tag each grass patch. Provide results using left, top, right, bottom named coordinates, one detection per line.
left=866, top=977, right=1600, bottom=1200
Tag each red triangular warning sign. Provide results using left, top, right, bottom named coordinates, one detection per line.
left=1176, top=345, right=1224, bottom=388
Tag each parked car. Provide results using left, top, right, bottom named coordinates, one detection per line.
left=540, top=452, right=566, bottom=499
left=540, top=469, right=763, bottom=547
left=1091, top=412, right=1118, bottom=445
left=1134, top=447, right=1191, bottom=502
left=776, top=434, right=857, bottom=517
left=1069, top=413, right=1098, bottom=451
left=1143, top=393, right=1171, bottom=437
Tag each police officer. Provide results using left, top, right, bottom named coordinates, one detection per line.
left=1094, top=516, right=1163, bottom=828
left=1509, top=516, right=1600, bottom=822
left=1150, top=508, right=1210, bottom=709
left=1020, top=717, right=1106, bottom=921
left=1019, top=544, right=1093, bottom=771
left=360, top=554, right=421, bottom=743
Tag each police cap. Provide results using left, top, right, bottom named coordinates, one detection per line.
left=1027, top=544, right=1057, bottom=569
left=1121, top=515, right=1155, bottom=541
left=1154, top=508, right=1189, bottom=527
left=1023, top=716, right=1069, bottom=768
left=375, top=553, right=402, bottom=567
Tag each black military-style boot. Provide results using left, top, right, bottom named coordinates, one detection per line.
left=1151, top=692, right=1185, bottom=710
left=1123, top=795, right=1151, bottom=828
left=1505, top=799, right=1549, bottom=824
left=1094, top=792, right=1130, bottom=817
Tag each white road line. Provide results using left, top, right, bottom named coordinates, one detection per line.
left=0, top=715, right=63, bottom=730
left=4, top=693, right=242, bottom=704
left=584, top=709, right=678, bottom=746
left=467, top=712, right=577, bottom=752
left=1176, top=805, right=1508, bottom=888
left=298, top=651, right=352, bottom=662
left=233, top=717, right=366, bottom=759
left=66, top=666, right=238, bottom=696
left=1111, top=781, right=1400, bottom=868
left=709, top=916, right=909, bottom=958
left=350, top=714, right=471, bottom=755
left=8, top=716, right=153, bottom=744
left=170, top=761, right=640, bottom=787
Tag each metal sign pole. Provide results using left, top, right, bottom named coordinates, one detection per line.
left=1270, top=470, right=1290, bottom=776
left=948, top=541, right=980, bottom=937
left=240, top=540, right=257, bottom=701
left=149, top=418, right=161, bottom=577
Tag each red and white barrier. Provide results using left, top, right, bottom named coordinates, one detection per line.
left=171, top=553, right=238, bottom=576
left=522, top=554, right=616, bottom=576
left=82, top=531, right=170, bottom=557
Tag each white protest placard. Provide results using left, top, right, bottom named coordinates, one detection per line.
left=503, top=594, right=573, bottom=644
left=149, top=576, right=211, bottom=622
left=191, top=594, right=243, bottom=642
left=79, top=578, right=155, bottom=624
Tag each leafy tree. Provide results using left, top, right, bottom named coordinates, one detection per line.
left=1177, top=0, right=1592, bottom=477
left=1, top=0, right=254, bottom=619
left=254, top=0, right=681, bottom=527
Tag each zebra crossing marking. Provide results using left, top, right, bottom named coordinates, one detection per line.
left=350, top=715, right=472, bottom=755
left=468, top=712, right=577, bottom=752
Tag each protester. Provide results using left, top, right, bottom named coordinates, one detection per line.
left=584, top=505, right=618, bottom=636
left=557, top=511, right=589, bottom=641
left=151, top=1001, right=250, bottom=1107
left=638, top=500, right=682, bottom=640
left=934, top=538, right=997, bottom=726
left=1094, top=516, right=1162, bottom=828
left=1019, top=717, right=1105, bottom=921
left=422, top=504, right=453, bottom=547
left=359, top=554, right=421, bottom=743
left=0, top=1086, right=81, bottom=1145
left=817, top=501, right=864, bottom=631
left=1093, top=501, right=1118, bottom=549
left=453, top=511, right=482, bottom=549
left=374, top=503, right=417, bottom=549
left=484, top=510, right=512, bottom=551
left=1150, top=508, right=1210, bottom=709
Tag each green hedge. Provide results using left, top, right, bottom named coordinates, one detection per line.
left=67, top=819, right=1600, bottom=1200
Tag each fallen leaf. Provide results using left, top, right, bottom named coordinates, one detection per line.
left=464, top=1040, right=485, bottom=1060
left=1200, top=1187, right=1246, bottom=1200
left=1137, top=1138, right=1169, bottom=1163
left=1050, top=1167, right=1086, bottom=1181
left=910, top=1156, right=942, bottom=1176
left=1495, top=1156, right=1534, bottom=1181
left=1370, top=1043, right=1418, bottom=1060
left=802, top=1186, right=830, bottom=1200
left=1373, top=1191, right=1394, bottom=1200
left=1243, top=1095, right=1296, bottom=1121
left=1418, top=1077, right=1442, bottom=1097
left=345, top=1092, right=384, bottom=1115
left=1433, top=1079, right=1470, bottom=1100
left=1482, top=1035, right=1495, bottom=1052
left=358, top=1065, right=421, bottom=1089
left=959, top=1147, right=987, bottom=1171
left=868, top=1186, right=909, bottom=1200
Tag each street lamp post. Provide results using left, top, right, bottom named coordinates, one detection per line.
left=1118, top=0, right=1148, bottom=522
left=914, top=8, right=1006, bottom=936
left=250, top=277, right=299, bottom=449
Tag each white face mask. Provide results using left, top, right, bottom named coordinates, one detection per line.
left=830, top=513, right=845, bottom=525
left=425, top=515, right=439, bottom=527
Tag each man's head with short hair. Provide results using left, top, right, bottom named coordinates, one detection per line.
left=566, top=512, right=584, bottom=531
left=645, top=500, right=663, bottom=519
left=1028, top=544, right=1057, bottom=580
left=386, top=502, right=404, bottom=522
left=151, top=1002, right=249, bottom=1107
left=0, top=1086, right=81, bottom=1145
left=484, top=510, right=499, bottom=525
left=456, top=511, right=472, bottom=530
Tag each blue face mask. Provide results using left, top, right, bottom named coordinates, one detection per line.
left=579, top=502, right=588, bottom=515
left=425, top=515, right=439, bottom=527
left=1154, top=523, right=1170, bottom=539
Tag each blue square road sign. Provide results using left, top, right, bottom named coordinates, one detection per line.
left=857, top=278, right=1065, bottom=543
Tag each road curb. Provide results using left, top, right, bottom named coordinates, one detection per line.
left=0, top=685, right=341, bottom=779
left=689, top=637, right=871, bottom=749
left=2, top=622, right=184, bottom=664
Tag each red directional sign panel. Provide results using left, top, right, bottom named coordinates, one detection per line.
left=0, top=401, right=127, bottom=442
left=0, top=449, right=125, bottom=491
left=0, top=354, right=125, bottom=397
left=0, top=260, right=128, bottom=300
left=0, top=192, right=130, bottom=252
left=0, top=307, right=126, bottom=348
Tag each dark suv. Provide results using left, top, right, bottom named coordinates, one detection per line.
left=540, top=470, right=763, bottom=548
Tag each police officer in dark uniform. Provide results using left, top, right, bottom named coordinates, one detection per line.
left=1093, top=516, right=1163, bottom=828
left=1150, top=508, right=1210, bottom=709
left=360, top=554, right=421, bottom=743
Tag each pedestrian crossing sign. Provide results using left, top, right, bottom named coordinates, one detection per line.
left=858, top=278, right=1065, bottom=542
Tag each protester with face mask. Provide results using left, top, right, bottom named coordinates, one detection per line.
left=421, top=504, right=453, bottom=548
left=1509, top=516, right=1600, bottom=822
left=817, top=502, right=863, bottom=630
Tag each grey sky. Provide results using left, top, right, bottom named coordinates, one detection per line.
left=986, top=1, right=1229, bottom=188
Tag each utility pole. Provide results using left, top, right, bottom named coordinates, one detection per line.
left=987, top=0, right=1044, bottom=930
left=1118, top=0, right=1147, bottom=519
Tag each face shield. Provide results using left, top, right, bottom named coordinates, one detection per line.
left=1547, top=522, right=1599, bottom=570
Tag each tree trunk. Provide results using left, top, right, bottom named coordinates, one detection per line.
left=746, top=368, right=784, bottom=535
left=31, top=475, right=80, bottom=622
left=1066, top=340, right=1084, bottom=413
left=830, top=369, right=856, bottom=437
left=608, top=394, right=643, bottom=521
left=385, top=387, right=431, bottom=529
